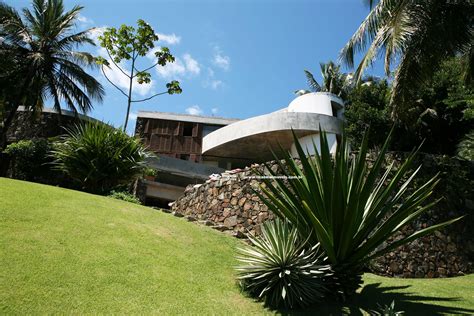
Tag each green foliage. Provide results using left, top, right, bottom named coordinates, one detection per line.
left=341, top=0, right=472, bottom=118
left=344, top=57, right=474, bottom=155
left=457, top=130, right=474, bottom=161
left=255, top=130, right=462, bottom=298
left=97, top=19, right=182, bottom=131
left=0, top=0, right=104, bottom=125
left=302, top=61, right=351, bottom=99
left=52, top=122, right=150, bottom=194
left=236, top=219, right=331, bottom=309
left=344, top=79, right=391, bottom=149
left=3, top=138, right=54, bottom=181
left=143, top=167, right=157, bottom=177
left=108, top=190, right=141, bottom=205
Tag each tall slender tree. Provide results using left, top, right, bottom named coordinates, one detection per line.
left=340, top=0, right=473, bottom=119
left=97, top=20, right=182, bottom=132
left=0, top=0, right=104, bottom=150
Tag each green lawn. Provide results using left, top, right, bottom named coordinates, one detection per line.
left=1, top=178, right=473, bottom=315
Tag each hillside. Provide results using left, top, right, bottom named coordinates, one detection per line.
left=1, top=178, right=472, bottom=314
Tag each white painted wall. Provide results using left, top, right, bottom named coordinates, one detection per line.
left=290, top=133, right=338, bottom=157
left=287, top=92, right=344, bottom=117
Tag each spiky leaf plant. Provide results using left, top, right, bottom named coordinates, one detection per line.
left=254, top=129, right=462, bottom=298
left=236, top=218, right=332, bottom=309
left=52, top=122, right=150, bottom=194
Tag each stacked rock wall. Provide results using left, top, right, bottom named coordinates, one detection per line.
left=171, top=163, right=276, bottom=237
left=171, top=154, right=473, bottom=278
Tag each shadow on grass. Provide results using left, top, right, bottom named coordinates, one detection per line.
left=276, top=282, right=474, bottom=315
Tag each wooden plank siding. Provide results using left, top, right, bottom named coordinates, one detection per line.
left=137, top=117, right=203, bottom=163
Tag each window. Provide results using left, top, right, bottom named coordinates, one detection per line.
left=183, top=122, right=193, bottom=136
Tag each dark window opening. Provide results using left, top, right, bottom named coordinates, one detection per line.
left=180, top=154, right=190, bottom=161
left=183, top=122, right=193, bottom=136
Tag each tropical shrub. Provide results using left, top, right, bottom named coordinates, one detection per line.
left=3, top=138, right=54, bottom=181
left=52, top=122, right=150, bottom=194
left=236, top=219, right=332, bottom=309
left=255, top=130, right=462, bottom=298
left=108, top=190, right=141, bottom=205
left=457, top=130, right=474, bottom=161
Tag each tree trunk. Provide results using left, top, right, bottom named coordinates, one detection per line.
left=123, top=57, right=135, bottom=132
left=0, top=105, right=20, bottom=176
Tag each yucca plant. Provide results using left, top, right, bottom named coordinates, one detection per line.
left=236, top=218, right=332, bottom=309
left=52, top=122, right=150, bottom=194
left=255, top=129, right=462, bottom=298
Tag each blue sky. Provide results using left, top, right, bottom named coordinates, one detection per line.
left=11, top=0, right=383, bottom=133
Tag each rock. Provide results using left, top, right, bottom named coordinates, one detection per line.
left=224, top=215, right=238, bottom=227
left=437, top=267, right=447, bottom=276
left=389, top=261, right=400, bottom=273
left=173, top=212, right=184, bottom=218
left=212, top=225, right=229, bottom=232
left=186, top=216, right=197, bottom=222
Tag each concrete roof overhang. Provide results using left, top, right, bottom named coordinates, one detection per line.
left=202, top=111, right=343, bottom=162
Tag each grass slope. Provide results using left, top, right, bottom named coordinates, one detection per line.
left=0, top=178, right=267, bottom=315
left=1, top=178, right=473, bottom=315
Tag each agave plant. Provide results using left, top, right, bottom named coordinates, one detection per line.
left=255, top=129, right=462, bottom=298
left=52, top=122, right=151, bottom=194
left=236, top=218, right=332, bottom=309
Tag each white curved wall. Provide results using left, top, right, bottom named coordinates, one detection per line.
left=290, top=133, right=338, bottom=157
left=287, top=92, right=343, bottom=117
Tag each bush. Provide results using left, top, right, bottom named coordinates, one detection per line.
left=236, top=219, right=332, bottom=309
left=457, top=130, right=474, bottom=161
left=108, top=190, right=141, bottom=204
left=3, top=138, right=54, bottom=182
left=51, top=122, right=151, bottom=194
left=255, top=130, right=461, bottom=299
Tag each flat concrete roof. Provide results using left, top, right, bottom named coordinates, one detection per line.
left=137, top=111, right=240, bottom=126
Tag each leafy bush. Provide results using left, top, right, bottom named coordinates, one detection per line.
left=52, top=122, right=150, bottom=194
left=3, top=138, right=54, bottom=181
left=255, top=130, right=461, bottom=298
left=457, top=130, right=474, bottom=161
left=108, top=190, right=141, bottom=204
left=236, top=219, right=332, bottom=309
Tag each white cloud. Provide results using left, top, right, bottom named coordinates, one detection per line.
left=77, top=14, right=93, bottom=26
left=156, top=33, right=181, bottom=45
left=183, top=54, right=200, bottom=75
left=87, top=26, right=107, bottom=44
left=185, top=105, right=203, bottom=116
left=212, top=46, right=230, bottom=71
left=202, top=67, right=224, bottom=90
left=155, top=54, right=200, bottom=79
left=99, top=47, right=153, bottom=97
left=211, top=107, right=219, bottom=115
left=129, top=112, right=138, bottom=121
left=210, top=80, right=223, bottom=90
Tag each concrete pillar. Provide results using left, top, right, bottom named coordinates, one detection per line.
left=290, top=133, right=337, bottom=157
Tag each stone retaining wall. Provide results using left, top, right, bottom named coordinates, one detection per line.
left=171, top=154, right=473, bottom=278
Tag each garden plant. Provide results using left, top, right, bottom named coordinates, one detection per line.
left=52, top=122, right=150, bottom=194
left=251, top=129, right=462, bottom=300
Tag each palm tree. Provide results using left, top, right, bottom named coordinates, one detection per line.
left=0, top=0, right=104, bottom=149
left=340, top=0, right=473, bottom=119
left=300, top=61, right=351, bottom=100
